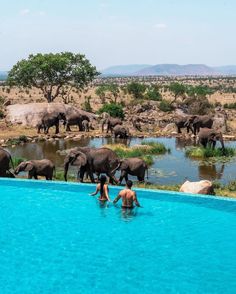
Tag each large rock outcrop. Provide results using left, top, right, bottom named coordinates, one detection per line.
left=179, top=180, right=214, bottom=195
left=5, top=103, right=98, bottom=127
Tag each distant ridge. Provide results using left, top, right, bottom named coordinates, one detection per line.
left=101, top=64, right=236, bottom=77
left=0, top=71, right=8, bottom=81
left=101, top=64, right=151, bottom=76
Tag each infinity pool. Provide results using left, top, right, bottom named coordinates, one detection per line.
left=1, top=179, right=236, bottom=294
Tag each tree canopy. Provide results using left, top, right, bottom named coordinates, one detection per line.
left=7, top=52, right=99, bottom=103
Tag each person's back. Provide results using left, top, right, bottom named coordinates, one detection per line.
left=90, top=175, right=111, bottom=202
left=113, top=180, right=141, bottom=209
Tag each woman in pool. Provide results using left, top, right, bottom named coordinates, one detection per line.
left=90, top=175, right=111, bottom=202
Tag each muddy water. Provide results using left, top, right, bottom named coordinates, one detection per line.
left=8, top=137, right=236, bottom=185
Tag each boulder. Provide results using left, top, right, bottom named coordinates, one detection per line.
left=179, top=180, right=214, bottom=195
left=5, top=103, right=98, bottom=127
left=162, top=123, right=176, bottom=133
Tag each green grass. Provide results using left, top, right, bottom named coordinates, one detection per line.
left=185, top=147, right=236, bottom=159
left=11, top=157, right=26, bottom=167
left=54, top=170, right=76, bottom=182
left=104, top=141, right=169, bottom=166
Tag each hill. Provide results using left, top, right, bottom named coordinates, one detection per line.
left=101, top=64, right=236, bottom=77
left=101, top=64, right=151, bottom=76
left=0, top=71, right=8, bottom=81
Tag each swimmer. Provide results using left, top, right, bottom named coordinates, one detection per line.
left=113, top=180, right=141, bottom=209
left=90, top=175, right=111, bottom=202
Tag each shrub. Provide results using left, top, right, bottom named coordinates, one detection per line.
left=126, top=82, right=146, bottom=99
left=12, top=157, right=26, bottom=167
left=145, top=85, right=162, bottom=101
left=98, top=103, right=124, bottom=118
left=158, top=100, right=173, bottom=112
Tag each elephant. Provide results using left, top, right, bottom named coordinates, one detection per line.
left=82, top=120, right=90, bottom=132
left=64, top=112, right=90, bottom=132
left=101, top=117, right=122, bottom=133
left=112, top=158, right=148, bottom=184
left=14, top=159, right=55, bottom=180
left=38, top=112, right=66, bottom=134
left=175, top=116, right=194, bottom=134
left=0, top=147, right=15, bottom=177
left=113, top=125, right=129, bottom=138
left=64, top=147, right=120, bottom=184
left=185, top=115, right=214, bottom=135
left=197, top=128, right=225, bottom=149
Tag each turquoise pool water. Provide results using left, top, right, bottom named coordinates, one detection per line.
left=0, top=179, right=236, bottom=294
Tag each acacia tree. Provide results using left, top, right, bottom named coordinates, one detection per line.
left=95, top=83, right=120, bottom=104
left=7, top=52, right=99, bottom=103
left=169, top=82, right=186, bottom=105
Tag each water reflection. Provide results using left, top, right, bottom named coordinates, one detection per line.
left=175, top=137, right=196, bottom=150
left=198, top=164, right=225, bottom=181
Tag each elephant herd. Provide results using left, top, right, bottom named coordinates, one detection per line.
left=0, top=146, right=148, bottom=184
left=175, top=115, right=225, bottom=149
left=36, top=110, right=130, bottom=139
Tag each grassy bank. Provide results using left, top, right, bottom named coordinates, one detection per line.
left=185, top=147, right=236, bottom=159
left=104, top=141, right=169, bottom=166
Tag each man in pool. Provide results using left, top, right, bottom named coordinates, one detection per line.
left=113, top=180, right=141, bottom=209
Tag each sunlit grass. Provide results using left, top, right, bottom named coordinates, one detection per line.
left=104, top=141, right=169, bottom=166
left=185, top=147, right=236, bottom=158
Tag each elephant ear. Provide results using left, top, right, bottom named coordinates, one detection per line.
left=71, top=152, right=87, bottom=167
left=24, top=162, right=34, bottom=171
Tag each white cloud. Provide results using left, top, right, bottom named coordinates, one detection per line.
left=19, top=9, right=30, bottom=16
left=154, top=23, right=167, bottom=29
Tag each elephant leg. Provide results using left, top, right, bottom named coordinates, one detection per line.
left=137, top=176, right=144, bottom=182
left=55, top=123, right=59, bottom=134
left=107, top=171, right=118, bottom=184
left=178, top=127, right=181, bottom=133
left=88, top=170, right=95, bottom=183
left=34, top=174, right=38, bottom=180
left=119, top=170, right=127, bottom=184
left=66, top=125, right=71, bottom=132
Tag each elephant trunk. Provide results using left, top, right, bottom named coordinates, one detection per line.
left=111, top=160, right=122, bottom=174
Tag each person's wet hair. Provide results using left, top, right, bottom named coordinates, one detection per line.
left=126, top=180, right=133, bottom=188
left=99, top=175, right=107, bottom=195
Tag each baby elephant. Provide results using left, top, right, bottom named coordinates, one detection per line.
left=114, top=158, right=148, bottom=184
left=82, top=119, right=90, bottom=132
left=14, top=159, right=55, bottom=180
left=113, top=125, right=129, bottom=139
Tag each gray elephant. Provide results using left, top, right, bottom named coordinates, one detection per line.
left=0, top=147, right=15, bottom=177
left=82, top=120, right=90, bottom=132
left=38, top=112, right=66, bottom=134
left=113, top=125, right=129, bottom=138
left=185, top=115, right=214, bottom=135
left=14, top=159, right=55, bottom=180
left=175, top=116, right=194, bottom=134
left=197, top=128, right=225, bottom=149
left=101, top=117, right=122, bottom=133
left=64, top=112, right=90, bottom=132
left=64, top=147, right=120, bottom=183
left=113, top=158, right=148, bottom=184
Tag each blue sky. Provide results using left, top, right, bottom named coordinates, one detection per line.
left=0, top=0, right=235, bottom=70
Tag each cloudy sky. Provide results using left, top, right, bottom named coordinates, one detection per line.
left=0, top=0, right=235, bottom=70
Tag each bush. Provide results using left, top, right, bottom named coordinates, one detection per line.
left=185, top=147, right=236, bottom=158
left=127, top=82, right=146, bottom=99
left=159, top=100, right=173, bottom=112
left=145, top=85, right=162, bottom=101
left=98, top=103, right=124, bottom=118
left=0, top=109, right=4, bottom=119
left=224, top=103, right=236, bottom=109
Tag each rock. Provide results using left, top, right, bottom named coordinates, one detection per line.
left=0, top=139, right=5, bottom=144
left=179, top=180, right=214, bottom=195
